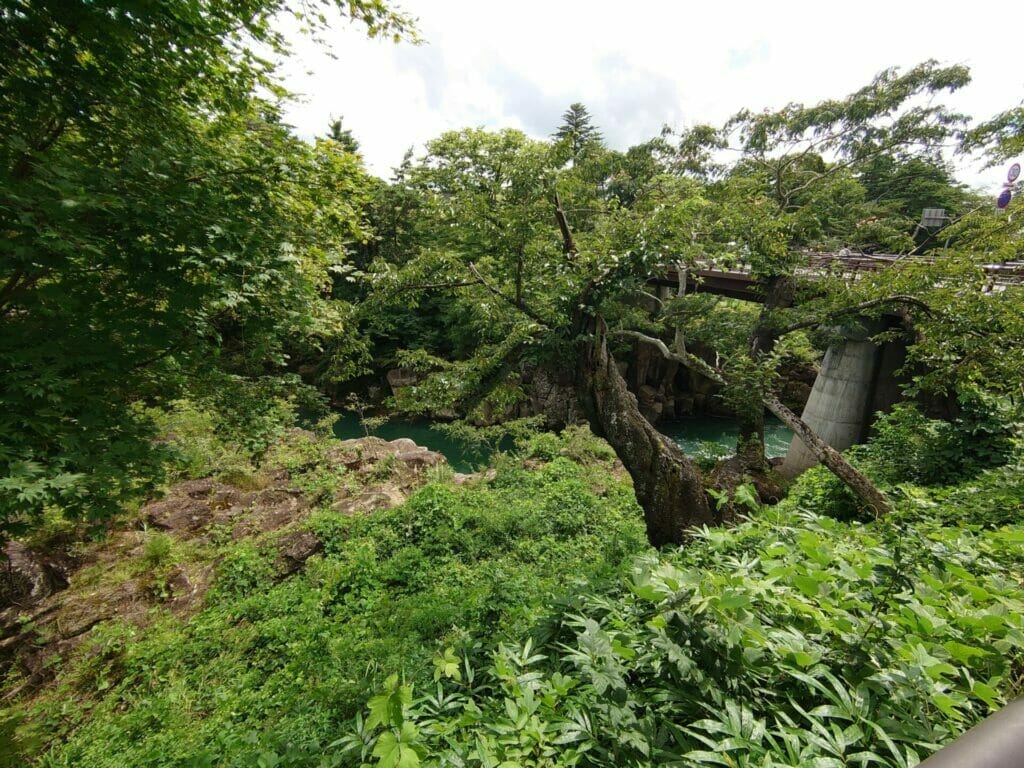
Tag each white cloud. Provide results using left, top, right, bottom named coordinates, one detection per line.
left=278, top=0, right=1024, bottom=193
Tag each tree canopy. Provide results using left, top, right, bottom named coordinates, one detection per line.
left=0, top=0, right=412, bottom=537
left=553, top=102, right=604, bottom=157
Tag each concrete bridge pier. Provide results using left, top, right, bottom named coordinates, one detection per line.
left=779, top=318, right=907, bottom=478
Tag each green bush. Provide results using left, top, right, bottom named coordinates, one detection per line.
left=786, top=464, right=864, bottom=521
left=209, top=542, right=277, bottom=601
left=523, top=425, right=616, bottom=464
left=141, top=532, right=174, bottom=570
left=862, top=398, right=1018, bottom=486
left=348, top=501, right=1024, bottom=767
left=15, top=450, right=646, bottom=767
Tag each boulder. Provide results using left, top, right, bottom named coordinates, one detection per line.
left=331, top=487, right=405, bottom=516
left=275, top=531, right=324, bottom=575
left=1, top=542, right=69, bottom=610
left=395, top=449, right=444, bottom=471
left=143, top=479, right=256, bottom=538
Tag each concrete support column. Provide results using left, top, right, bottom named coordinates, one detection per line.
left=780, top=318, right=905, bottom=478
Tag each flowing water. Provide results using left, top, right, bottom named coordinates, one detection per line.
left=332, top=413, right=794, bottom=472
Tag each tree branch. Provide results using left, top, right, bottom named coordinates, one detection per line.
left=467, top=262, right=549, bottom=327
left=399, top=280, right=478, bottom=292
left=553, top=191, right=577, bottom=257
left=777, top=295, right=932, bottom=336
left=618, top=328, right=892, bottom=516
left=615, top=330, right=724, bottom=385
left=634, top=289, right=664, bottom=310
left=763, top=393, right=891, bottom=516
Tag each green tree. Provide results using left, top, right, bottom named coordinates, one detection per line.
left=366, top=63, right=993, bottom=544
left=553, top=102, right=604, bottom=157
left=677, top=61, right=973, bottom=473
left=327, top=115, right=361, bottom=154
left=0, top=0, right=412, bottom=540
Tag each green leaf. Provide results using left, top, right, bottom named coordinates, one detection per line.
left=793, top=575, right=822, bottom=598
left=372, top=726, right=422, bottom=768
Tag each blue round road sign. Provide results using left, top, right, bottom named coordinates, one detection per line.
left=1009, top=163, right=1021, bottom=183
left=997, top=189, right=1012, bottom=209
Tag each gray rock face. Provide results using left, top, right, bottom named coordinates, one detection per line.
left=521, top=363, right=581, bottom=429
left=1, top=542, right=68, bottom=609
left=385, top=367, right=420, bottom=396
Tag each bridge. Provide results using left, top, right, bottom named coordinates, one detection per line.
left=648, top=250, right=1024, bottom=301
left=644, top=251, right=1023, bottom=476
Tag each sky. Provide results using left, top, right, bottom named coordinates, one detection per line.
left=277, top=0, right=1024, bottom=193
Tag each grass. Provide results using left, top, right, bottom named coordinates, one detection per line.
left=2, top=432, right=647, bottom=767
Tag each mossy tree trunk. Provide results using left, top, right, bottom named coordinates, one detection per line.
left=576, top=319, right=714, bottom=546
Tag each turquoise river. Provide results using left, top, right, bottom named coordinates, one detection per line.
left=332, top=414, right=793, bottom=473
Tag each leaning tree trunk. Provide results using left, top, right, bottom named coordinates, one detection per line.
left=763, top=393, right=892, bottom=516
left=577, top=320, right=714, bottom=546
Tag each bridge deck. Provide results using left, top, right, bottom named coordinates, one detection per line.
left=650, top=251, right=1024, bottom=301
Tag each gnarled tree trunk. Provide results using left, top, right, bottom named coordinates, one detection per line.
left=577, top=320, right=713, bottom=546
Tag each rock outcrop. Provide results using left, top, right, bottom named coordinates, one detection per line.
left=0, top=434, right=448, bottom=699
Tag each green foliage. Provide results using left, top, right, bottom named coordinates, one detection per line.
left=523, top=425, right=617, bottom=464
left=914, top=460, right=1024, bottom=529
left=0, top=0, right=408, bottom=541
left=210, top=542, right=278, bottom=601
left=553, top=103, right=604, bottom=158
left=351, top=496, right=1024, bottom=767
left=149, top=400, right=263, bottom=482
left=10, top=443, right=646, bottom=766
left=141, top=532, right=174, bottom=570
left=786, top=464, right=863, bottom=522
left=862, top=400, right=1018, bottom=486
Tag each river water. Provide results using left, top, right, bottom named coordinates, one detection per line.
left=332, top=414, right=793, bottom=473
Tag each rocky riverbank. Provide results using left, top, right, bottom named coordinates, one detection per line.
left=0, top=434, right=455, bottom=701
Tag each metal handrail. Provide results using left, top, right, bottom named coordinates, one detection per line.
left=919, top=699, right=1024, bottom=767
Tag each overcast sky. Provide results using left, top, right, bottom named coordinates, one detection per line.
left=278, top=0, right=1023, bottom=193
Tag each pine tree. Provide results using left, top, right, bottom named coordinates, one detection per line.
left=553, top=102, right=603, bottom=156
left=327, top=116, right=360, bottom=154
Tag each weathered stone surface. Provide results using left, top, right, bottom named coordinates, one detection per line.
left=386, top=367, right=420, bottom=395
left=387, top=438, right=419, bottom=452
left=637, top=384, right=664, bottom=422
left=453, top=469, right=496, bottom=486
left=0, top=433, right=448, bottom=700
left=395, top=449, right=444, bottom=471
left=331, top=489, right=403, bottom=516
left=143, top=478, right=256, bottom=536
left=275, top=531, right=323, bottom=575
left=521, top=362, right=581, bottom=428
left=0, top=542, right=69, bottom=610
left=231, top=488, right=308, bottom=540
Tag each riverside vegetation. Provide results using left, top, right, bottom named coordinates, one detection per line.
left=2, top=408, right=1022, bottom=767
left=2, top=1, right=1024, bottom=766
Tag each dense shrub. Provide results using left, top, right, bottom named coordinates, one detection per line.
left=13, top=440, right=646, bottom=767
left=861, top=397, right=1018, bottom=486
left=346, top=498, right=1024, bottom=767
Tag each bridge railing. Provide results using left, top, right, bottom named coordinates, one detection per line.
left=659, top=251, right=1024, bottom=297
